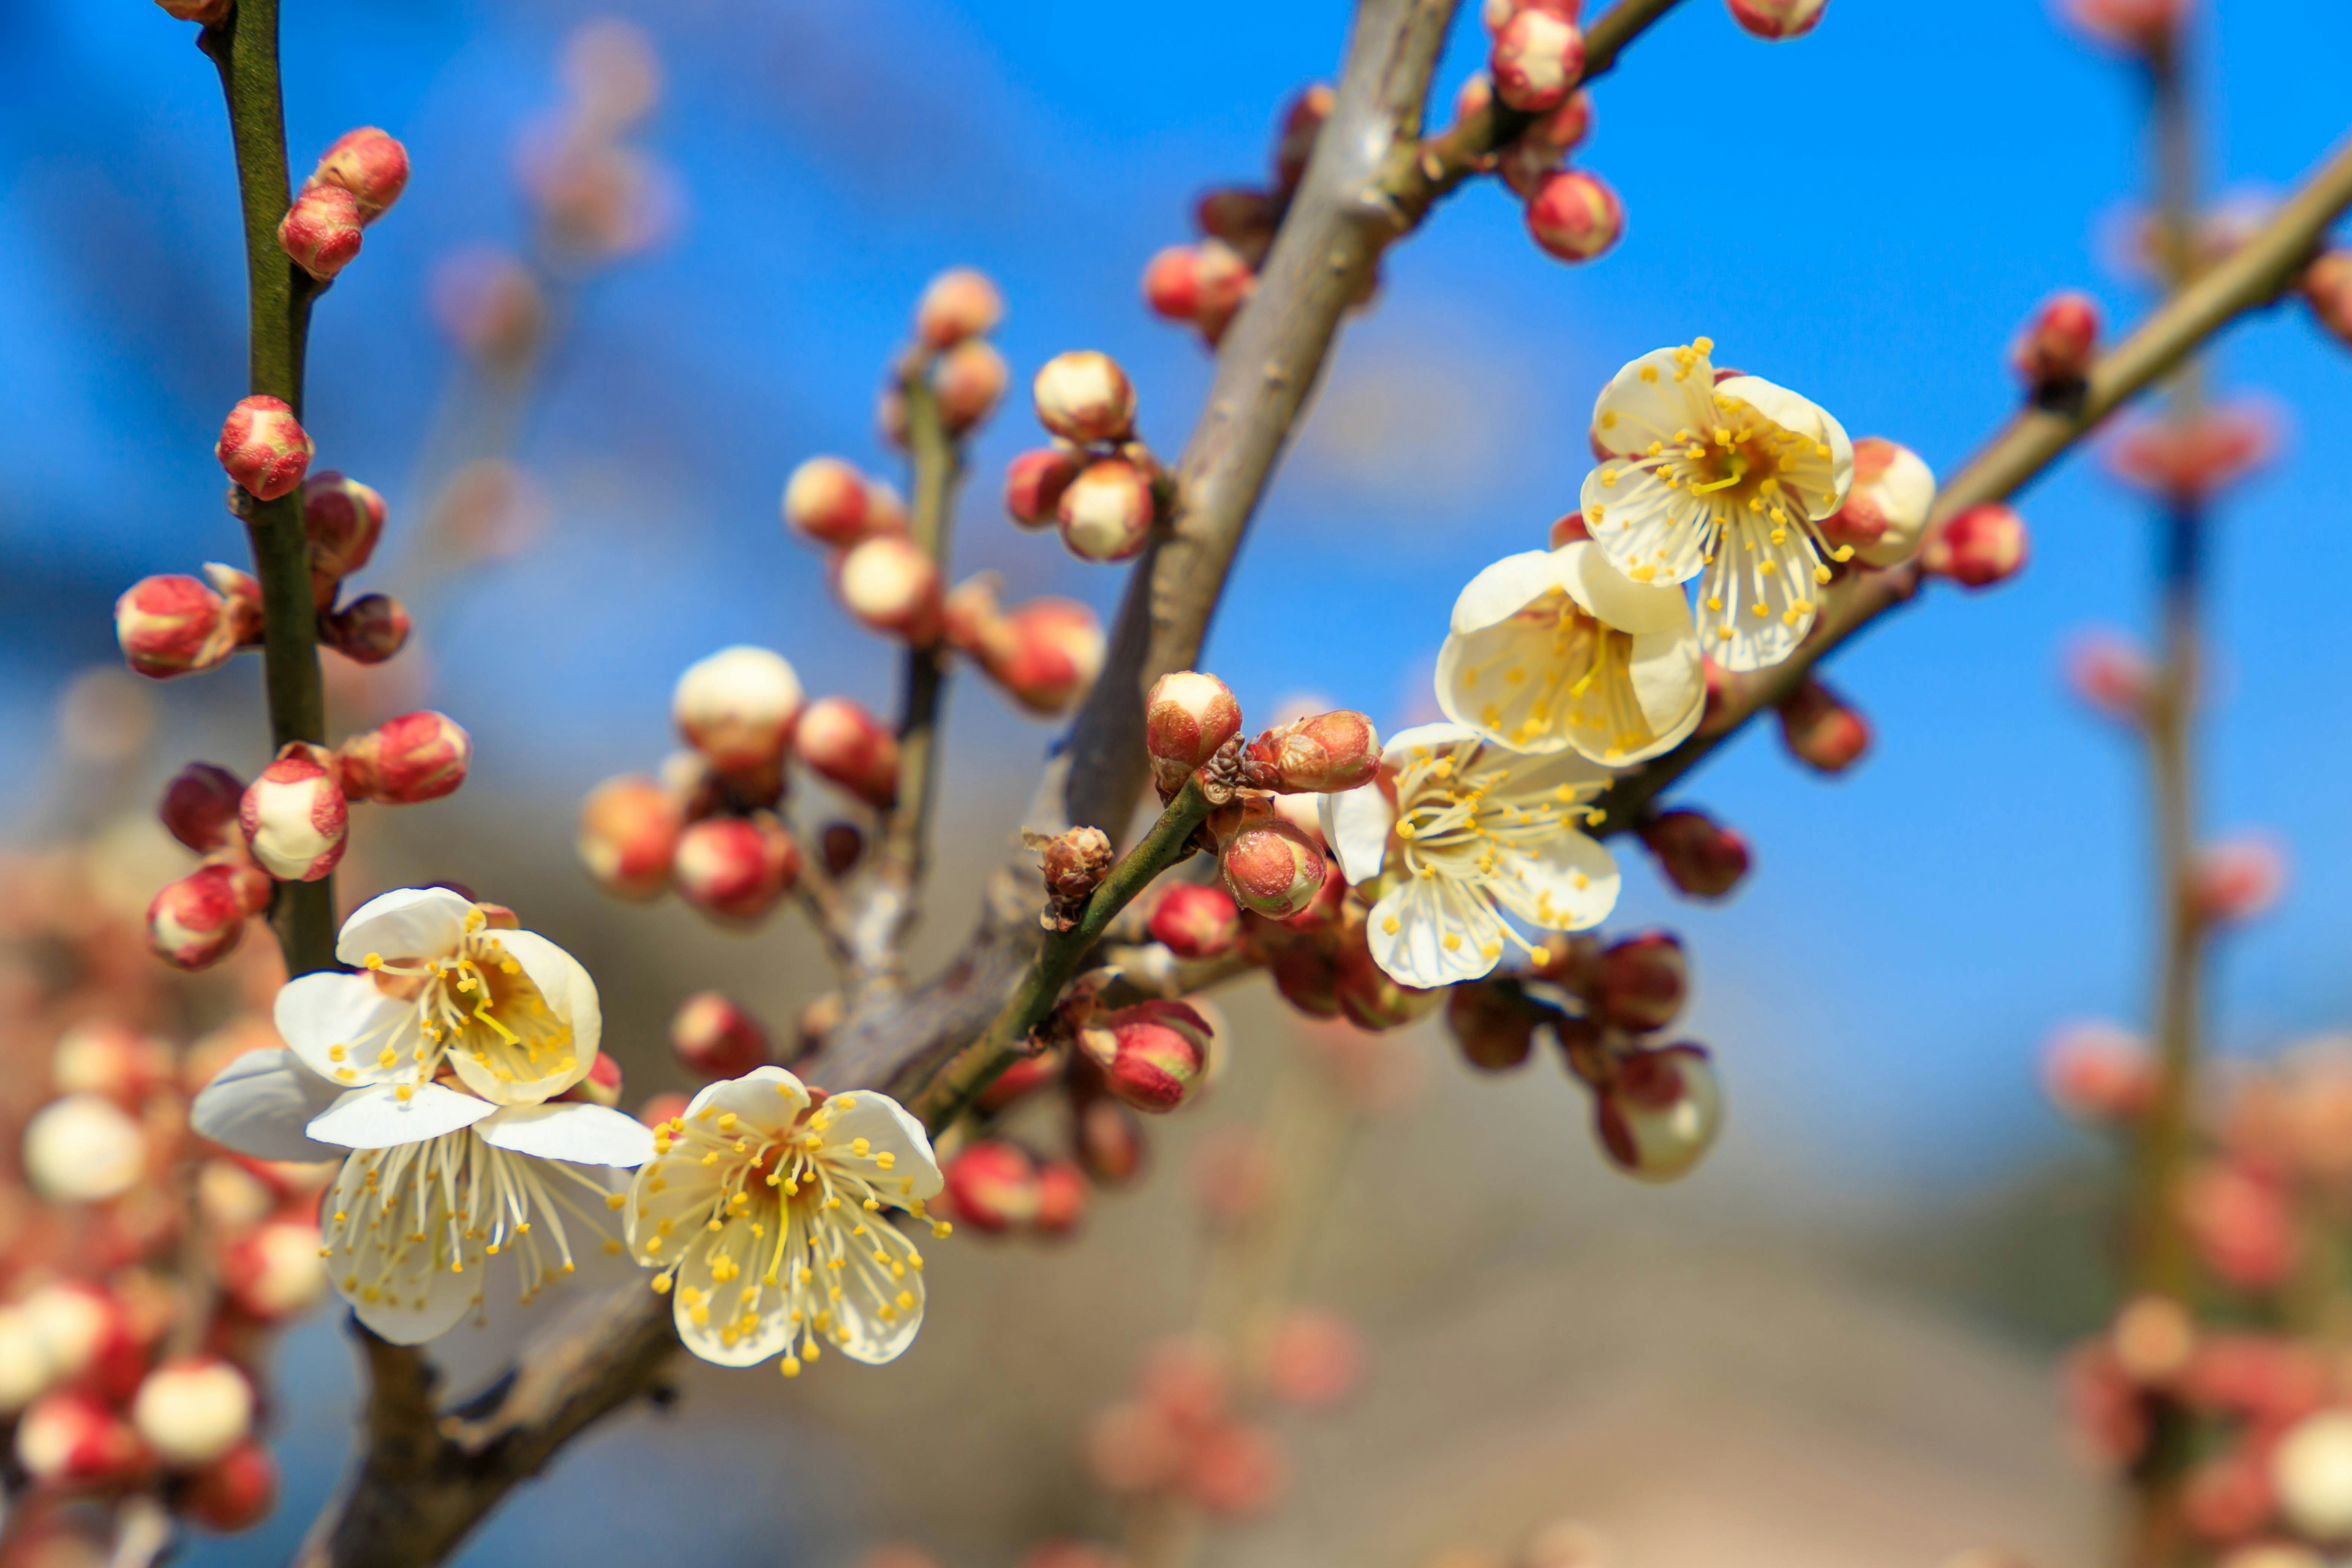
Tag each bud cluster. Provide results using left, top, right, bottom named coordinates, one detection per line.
left=1004, top=351, right=1164, bottom=565
left=1456, top=6, right=1626, bottom=266
left=277, top=127, right=410, bottom=283
left=941, top=575, right=1108, bottom=719
left=1140, top=85, right=1334, bottom=344
left=521, top=21, right=675, bottom=263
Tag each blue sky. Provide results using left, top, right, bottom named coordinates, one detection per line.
left=6, top=0, right=2352, bottom=1193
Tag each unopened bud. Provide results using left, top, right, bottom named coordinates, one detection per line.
left=336, top=710, right=470, bottom=804
left=1033, top=351, right=1136, bottom=444
left=2062, top=0, right=2184, bottom=53
left=1058, top=458, right=1156, bottom=563
left=320, top=592, right=412, bottom=664
left=943, top=1140, right=1040, bottom=1232
left=1034, top=1159, right=1088, bottom=1237
left=130, top=1359, right=253, bottom=1467
left=184, top=1439, right=279, bottom=1532
left=1268, top=944, right=1341, bottom=1020
left=209, top=843, right=273, bottom=916
left=1145, top=671, right=1243, bottom=790
left=1273, top=81, right=1335, bottom=188
left=2108, top=407, right=2275, bottom=503
left=673, top=646, right=805, bottom=772
left=17, top=1390, right=148, bottom=1488
left=674, top=813, right=800, bottom=922
left=986, top=599, right=1106, bottom=716
left=301, top=470, right=386, bottom=588
left=2041, top=1022, right=2152, bottom=1123
left=1183, top=1422, right=1288, bottom=1518
left=116, top=575, right=233, bottom=679
left=1821, top=437, right=1936, bottom=568
left=795, top=696, right=900, bottom=810
left=1334, top=921, right=1444, bottom=1031
left=1217, top=807, right=1327, bottom=919
left=578, top=775, right=683, bottom=899
left=1085, top=1000, right=1213, bottom=1114
left=155, top=0, right=233, bottom=20
left=2274, top=1412, right=2352, bottom=1540
left=1076, top=1097, right=1147, bottom=1185
left=1594, top=1043, right=1722, bottom=1182
left=933, top=339, right=1009, bottom=435
left=820, top=821, right=864, bottom=876
left=24, top=1093, right=146, bottom=1204
left=216, top=394, right=312, bottom=501
left=1490, top=8, right=1585, bottom=111
left=53, top=1022, right=173, bottom=1104
left=148, top=865, right=248, bottom=971
left=866, top=480, right=911, bottom=538
left=835, top=535, right=945, bottom=641
left=1144, top=244, right=1206, bottom=322
left=276, top=184, right=363, bottom=281
left=2065, top=631, right=2155, bottom=722
left=1005, top=447, right=1083, bottom=529
left=217, top=1220, right=327, bottom=1321
left=160, top=763, right=244, bottom=852
left=1639, top=808, right=1750, bottom=900
left=782, top=456, right=872, bottom=547
left=2013, top=291, right=2101, bottom=393
left=1041, top=826, right=1115, bottom=910
left=1921, top=503, right=2029, bottom=588
left=1446, top=983, right=1539, bottom=1071
left=306, top=126, right=409, bottom=222
left=2301, top=251, right=2352, bottom=349
left=1774, top=677, right=1871, bottom=774
left=1525, top=170, right=1624, bottom=263
left=1725, top=0, right=1828, bottom=38
left=1150, top=883, right=1242, bottom=960
left=1265, top=1309, right=1365, bottom=1408
left=572, top=1051, right=624, bottom=1108
left=1197, top=187, right=1282, bottom=252
left=1591, top=930, right=1688, bottom=1032
left=1528, top=89, right=1594, bottom=153
left=1243, top=710, right=1379, bottom=794
left=915, top=266, right=1004, bottom=350
left=239, top=745, right=347, bottom=881
left=669, top=992, right=771, bottom=1080
left=2193, top=838, right=2288, bottom=925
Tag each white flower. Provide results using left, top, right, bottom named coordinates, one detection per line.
left=1579, top=338, right=1853, bottom=671
left=628, top=1067, right=944, bottom=1376
left=273, top=887, right=601, bottom=1107
left=1435, top=538, right=1703, bottom=765
left=22, top=1095, right=146, bottom=1204
left=1318, top=722, right=1619, bottom=989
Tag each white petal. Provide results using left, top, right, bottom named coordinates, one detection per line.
left=817, top=1095, right=943, bottom=1201
left=1447, top=550, right=1567, bottom=637
left=190, top=1049, right=348, bottom=1163
left=682, top=1065, right=810, bottom=1134
left=1856, top=442, right=1936, bottom=568
left=1320, top=783, right=1396, bottom=887
left=1557, top=540, right=1695, bottom=635
left=1379, top=721, right=1480, bottom=767
left=325, top=1153, right=478, bottom=1344
left=1716, top=374, right=1853, bottom=518
left=334, top=887, right=473, bottom=967
left=1589, top=345, right=1717, bottom=456
left=1694, top=515, right=1819, bottom=673
left=1436, top=617, right=1572, bottom=756
left=828, top=1218, right=926, bottom=1365
left=1366, top=879, right=1503, bottom=989
left=626, top=1155, right=725, bottom=1266
left=1623, top=627, right=1706, bottom=760
left=1491, top=829, right=1621, bottom=933
left=477, top=1104, right=654, bottom=1167
left=307, top=1083, right=498, bottom=1150
left=445, top=929, right=600, bottom=1106
left=672, top=1221, right=795, bottom=1368
left=273, top=971, right=413, bottom=1090
left=1581, top=464, right=1711, bottom=587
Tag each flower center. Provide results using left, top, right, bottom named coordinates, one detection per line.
left=358, top=915, right=576, bottom=1089
left=1465, top=591, right=1651, bottom=760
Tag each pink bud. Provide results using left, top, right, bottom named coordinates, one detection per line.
left=1264, top=1309, right=1365, bottom=1408
left=1639, top=808, right=1750, bottom=900
left=571, top=1051, right=624, bottom=1108
left=2193, top=838, right=2288, bottom=925
left=1144, top=245, right=1206, bottom=322
left=795, top=696, right=900, bottom=810
left=1333, top=921, right=1444, bottom=1031
left=1058, top=458, right=1156, bottom=563
left=51, top=1021, right=173, bottom=1104
left=217, top=1219, right=328, bottom=1321
left=1086, top=1000, right=1213, bottom=1114
left=914, top=266, right=1004, bottom=349
left=431, top=247, right=545, bottom=364
left=2183, top=1163, right=2297, bottom=1293
left=337, top=710, right=471, bottom=804
left=835, top=535, right=945, bottom=642
left=317, top=591, right=412, bottom=665
left=943, top=1141, right=1040, bottom=1232
left=984, top=599, right=1106, bottom=715
left=1242, top=710, right=1380, bottom=794
left=673, top=646, right=805, bottom=772
left=1490, top=8, right=1585, bottom=111
left=1076, top=1097, right=1147, bottom=1185
left=1217, top=809, right=1327, bottom=919
left=301, top=470, right=386, bottom=587
left=1774, top=677, right=1871, bottom=774
left=2062, top=0, right=2184, bottom=51
left=1591, top=930, right=1688, bottom=1032
left=1005, top=447, right=1083, bottom=529
left=1145, top=671, right=1244, bottom=787
left=1033, top=351, right=1136, bottom=444
left=1150, top=883, right=1242, bottom=960
left=305, top=127, right=409, bottom=222
left=276, top=184, right=363, bottom=282
left=2301, top=251, right=2352, bottom=349
left=238, top=745, right=347, bottom=882
left=2041, top=1021, right=2154, bottom=1122
left=1525, top=169, right=1624, bottom=263
left=2065, top=630, right=2155, bottom=722
left=865, top=479, right=910, bottom=538
left=208, top=843, right=273, bottom=916
left=2106, top=406, right=2275, bottom=503
left=1725, top=0, right=1828, bottom=38
left=782, top=456, right=872, bottom=547
left=674, top=813, right=800, bottom=923
left=669, top=992, right=771, bottom=1080
left=1594, top=1043, right=1722, bottom=1182
left=1922, top=503, right=2029, bottom=588
left=1040, top=826, right=1115, bottom=909
left=116, top=575, right=233, bottom=679
left=17, top=1390, right=149, bottom=1490
left=933, top=338, right=1009, bottom=435
left=183, top=1439, right=278, bottom=1532
left=1034, top=1159, right=1088, bottom=1237
left=147, top=867, right=247, bottom=971
left=1183, top=1422, right=1289, bottom=1518
left=1446, top=983, right=1538, bottom=1071
left=1820, top=436, right=1936, bottom=568
left=216, top=395, right=312, bottom=501
left=154, top=0, right=233, bottom=20
left=160, top=763, right=244, bottom=852
left=1528, top=89, right=1594, bottom=153
left=2013, top=291, right=2101, bottom=391
left=130, top=1358, right=254, bottom=1467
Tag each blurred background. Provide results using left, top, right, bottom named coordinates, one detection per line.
left=6, top=0, right=2352, bottom=1563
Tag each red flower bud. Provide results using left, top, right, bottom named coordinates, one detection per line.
left=276, top=184, right=363, bottom=282
left=305, top=126, right=409, bottom=222
left=1150, top=883, right=1242, bottom=960
left=674, top=813, right=800, bottom=923
left=1085, top=1000, right=1213, bottom=1114
left=1922, top=503, right=2029, bottom=588
left=942, top=1140, right=1039, bottom=1232
left=2066, top=631, right=2155, bottom=722
left=1144, top=244, right=1205, bottom=322
left=1145, top=670, right=1243, bottom=789
left=319, top=592, right=412, bottom=665
left=820, top=821, right=864, bottom=876
left=2193, top=838, right=2288, bottom=925
left=147, top=865, right=248, bottom=971
left=1075, top=1098, right=1147, bottom=1185
left=1820, top=435, right=1936, bottom=568
left=1268, top=943, right=1342, bottom=1019
left=17, top=1390, right=149, bottom=1490
left=216, top=1219, right=328, bottom=1321
left=183, top=1439, right=278, bottom=1532
left=1591, top=930, right=1687, bottom=1032
left=1182, top=1422, right=1288, bottom=1518
left=1033, top=351, right=1136, bottom=444
left=337, top=709, right=471, bottom=804
left=155, top=0, right=233, bottom=20
left=1725, top=0, right=1828, bottom=38
left=239, top=745, right=347, bottom=882
left=208, top=843, right=273, bottom=916
left=1445, top=983, right=1538, bottom=1071
left=1273, top=83, right=1335, bottom=189
left=795, top=696, right=901, bottom=810
left=301, top=470, right=386, bottom=587
left=835, top=535, right=944, bottom=642
left=1243, top=710, right=1380, bottom=794
left=983, top=599, right=1106, bottom=716
left=2106, top=406, right=2275, bottom=503
left=1004, top=447, right=1083, bottom=529
left=1216, top=809, right=1327, bottom=919
left=1774, top=677, right=1871, bottom=775
left=1490, top=7, right=1585, bottom=112
left=782, top=456, right=872, bottom=547
left=578, top=775, right=683, bottom=899
left=159, top=762, right=244, bottom=852
left=933, top=339, right=1009, bottom=437
left=2301, top=251, right=2352, bottom=349
left=1057, top=458, right=1156, bottom=564
left=2013, top=291, right=2101, bottom=391
left=1265, top=1309, right=1364, bottom=1408
left=1040, top=826, right=1115, bottom=910
left=116, top=575, right=233, bottom=679
left=1527, top=89, right=1594, bottom=153
left=1594, top=1043, right=1722, bottom=1182
left=1525, top=169, right=1624, bottom=263
left=669, top=992, right=771, bottom=1080
left=914, top=266, right=1003, bottom=350
left=1333, top=919, right=1444, bottom=1031
left=974, top=1049, right=1062, bottom=1116
left=2041, top=1022, right=2154, bottom=1122
left=216, top=394, right=312, bottom=501
left=673, top=646, right=805, bottom=772
left=572, top=1051, right=625, bottom=1107
left=1639, top=808, right=1750, bottom=901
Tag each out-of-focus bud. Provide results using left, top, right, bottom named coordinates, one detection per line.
left=24, top=1283, right=139, bottom=1397
left=116, top=575, right=233, bottom=679
left=1039, top=826, right=1115, bottom=912
left=130, top=1359, right=252, bottom=1467
left=974, top=1049, right=1061, bottom=1116
left=148, top=866, right=247, bottom=971
left=277, top=183, right=364, bottom=282
left=239, top=744, right=347, bottom=882
left=673, top=646, right=805, bottom=772
left=1273, top=82, right=1335, bottom=189
left=1084, top=1000, right=1213, bottom=1114
left=795, top=696, right=900, bottom=810
left=986, top=600, right=1106, bottom=715
left=2013, top=291, right=2101, bottom=394
left=915, top=266, right=1004, bottom=350
left=1183, top=1422, right=1289, bottom=1518
left=1921, top=503, right=2028, bottom=588
left=1725, top=0, right=1828, bottom=38
left=1638, top=809, right=1750, bottom=900
left=218, top=1219, right=327, bottom=1321
left=1333, top=921, right=1444, bottom=1031
left=1774, top=677, right=1871, bottom=775
left=571, top=1051, right=624, bottom=1108
left=156, top=0, right=234, bottom=20
left=1269, top=944, right=1341, bottom=1019
left=184, top=1438, right=278, bottom=1533
left=1594, top=1043, right=1722, bottom=1182
left=17, top=1390, right=148, bottom=1489
left=1446, top=983, right=1538, bottom=1071
left=2041, top=1021, right=2155, bottom=1121
left=306, top=127, right=409, bottom=222
left=2275, top=1410, right=2352, bottom=1540
left=1005, top=447, right=1083, bottom=529
left=211, top=840, right=275, bottom=916
left=338, top=710, right=470, bottom=805
left=1145, top=671, right=1243, bottom=793
left=1144, top=244, right=1205, bottom=322
left=2109, top=1294, right=2196, bottom=1384
left=820, top=821, right=864, bottom=876
left=782, top=456, right=872, bottom=548
left=1528, top=89, right=1594, bottom=153
left=319, top=592, right=412, bottom=665
left=301, top=470, right=386, bottom=590
left=1150, top=883, right=1242, bottom=960
left=0, top=1307, right=51, bottom=1415
left=835, top=535, right=945, bottom=642
left=1525, top=170, right=1624, bottom=263
left=933, top=339, right=1010, bottom=435
left=1086, top=1400, right=1186, bottom=1494
left=1033, top=351, right=1136, bottom=444
left=1591, top=931, right=1688, bottom=1033
left=2193, top=838, right=2288, bottom=926
left=1076, top=1097, right=1147, bottom=1185
left=2108, top=406, right=2276, bottom=503
left=669, top=992, right=771, bottom=1080
left=578, top=775, right=683, bottom=899
left=2301, top=251, right=2352, bottom=349
left=2062, top=0, right=2185, bottom=54
left=1265, top=1308, right=1364, bottom=1408
left=1058, top=458, right=1156, bottom=563
left=942, top=1141, right=1040, bottom=1232
left=637, top=1092, right=692, bottom=1131
left=160, top=762, right=244, bottom=852
left=23, top=1095, right=146, bottom=1204
left=1197, top=187, right=1281, bottom=254
left=1243, top=710, right=1379, bottom=794
left=674, top=813, right=800, bottom=923
left=1820, top=437, right=1936, bottom=568
left=1033, top=1159, right=1088, bottom=1237
left=53, top=1023, right=172, bottom=1105
left=2184, top=1161, right=2296, bottom=1292
left=1490, top=8, right=1585, bottom=111
left=216, top=394, right=312, bottom=501
left=1216, top=807, right=1327, bottom=919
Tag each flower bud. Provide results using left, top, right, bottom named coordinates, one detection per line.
left=1005, top=447, right=1083, bottom=529
left=915, top=266, right=1003, bottom=349
left=2193, top=838, right=2288, bottom=925
left=1725, top=0, right=1828, bottom=38
left=1145, top=671, right=1244, bottom=790
left=1594, top=1043, right=1722, bottom=1182
left=1197, top=187, right=1281, bottom=252
left=1041, top=826, right=1115, bottom=910
left=1820, top=437, right=1935, bottom=568
left=2065, top=631, right=2155, bottom=722
left=2275, top=1411, right=2352, bottom=1539
left=637, top=1092, right=692, bottom=1131
left=669, top=992, right=771, bottom=1080
left=337, top=710, right=471, bottom=804
left=1921, top=503, right=2028, bottom=588
left=1243, top=710, right=1379, bottom=794
left=2184, top=1161, right=2295, bottom=1294
left=1588, top=932, right=1686, bottom=1034
left=1638, top=808, right=1750, bottom=900
left=674, top=813, right=800, bottom=922
left=933, top=339, right=1009, bottom=435
left=985, top=600, right=1106, bottom=715
left=24, top=1094, right=146, bottom=1204
left=301, top=470, right=386, bottom=587
left=2062, top=0, right=2184, bottom=53
left=148, top=865, right=248, bottom=970
left=573, top=1051, right=625, bottom=1108
left=23, top=1283, right=139, bottom=1398
left=1058, top=458, right=1156, bottom=563
left=216, top=394, right=312, bottom=501
left=1490, top=8, right=1585, bottom=111
left=184, top=1439, right=278, bottom=1533
left=1034, top=1159, right=1088, bottom=1237
left=1333, top=921, right=1444, bottom=1031
left=2013, top=291, right=2101, bottom=393
left=782, top=456, right=872, bottom=547
left=2041, top=1021, right=2154, bottom=1121
left=795, top=696, right=901, bottom=810
left=155, top=0, right=233, bottom=20
left=1217, top=809, right=1327, bottom=919
left=1144, top=244, right=1207, bottom=322
left=239, top=745, right=347, bottom=882
left=1076, top=1097, right=1147, bottom=1185
left=0, top=1308, right=50, bottom=1415
left=306, top=126, right=409, bottom=222
left=116, top=575, right=233, bottom=679
left=673, top=646, right=805, bottom=772
left=53, top=1022, right=173, bottom=1104
left=1446, top=983, right=1539, bottom=1071
left=821, top=821, right=864, bottom=876
left=835, top=535, right=945, bottom=642
left=276, top=183, right=363, bottom=281
left=1774, top=677, right=1871, bottom=775
left=17, top=1390, right=148, bottom=1489
left=130, top=1359, right=253, bottom=1467
left=942, top=1140, right=1040, bottom=1232
left=218, top=1219, right=328, bottom=1321
left=1183, top=1422, right=1288, bottom=1518
left=1528, top=89, right=1594, bottom=153
left=1085, top=1000, right=1213, bottom=1114
left=976, top=1049, right=1062, bottom=1116
left=1033, top=351, right=1136, bottom=444
left=2301, top=251, right=2352, bottom=349
left=578, top=774, right=683, bottom=899
left=160, top=762, right=244, bottom=852
left=1150, top=883, right=1242, bottom=960
left=1525, top=170, right=1624, bottom=263
left=1265, top=1309, right=1365, bottom=1408
left=2108, top=407, right=2275, bottom=503
left=319, top=591, right=412, bottom=664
